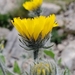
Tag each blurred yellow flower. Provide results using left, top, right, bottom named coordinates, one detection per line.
left=23, top=0, right=43, bottom=11
left=32, top=62, right=51, bottom=75
left=11, top=14, right=58, bottom=41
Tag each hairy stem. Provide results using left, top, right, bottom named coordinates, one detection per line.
left=34, top=8, right=41, bottom=16
left=34, top=50, right=39, bottom=60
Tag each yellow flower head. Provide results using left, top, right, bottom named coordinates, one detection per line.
left=12, top=14, right=57, bottom=40
left=23, top=0, right=43, bottom=11
left=11, top=14, right=58, bottom=50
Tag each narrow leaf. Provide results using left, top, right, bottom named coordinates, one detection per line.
left=44, top=50, right=55, bottom=59
left=0, top=54, right=5, bottom=63
left=13, top=61, right=21, bottom=74
left=64, top=67, right=70, bottom=75
left=0, top=69, right=3, bottom=75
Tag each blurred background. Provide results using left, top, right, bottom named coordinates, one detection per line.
left=0, top=0, right=75, bottom=75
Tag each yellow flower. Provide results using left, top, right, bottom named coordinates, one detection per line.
left=23, top=0, right=43, bottom=11
left=11, top=14, right=58, bottom=50
left=32, top=62, right=51, bottom=75
left=11, top=14, right=57, bottom=41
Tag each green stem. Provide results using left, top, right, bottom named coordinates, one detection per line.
left=34, top=8, right=41, bottom=16
left=0, top=61, right=6, bottom=75
left=34, top=50, right=39, bottom=60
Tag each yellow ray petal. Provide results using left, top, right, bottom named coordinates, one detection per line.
left=22, top=19, right=35, bottom=37
left=42, top=14, right=56, bottom=39
left=11, top=18, right=24, bottom=37
left=20, top=19, right=31, bottom=39
left=33, top=16, right=45, bottom=40
left=53, top=21, right=58, bottom=27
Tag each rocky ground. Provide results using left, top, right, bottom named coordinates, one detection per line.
left=0, top=0, right=75, bottom=75
left=0, top=0, right=22, bottom=14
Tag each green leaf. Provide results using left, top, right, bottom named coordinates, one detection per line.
left=58, top=58, right=62, bottom=65
left=13, top=61, right=21, bottom=74
left=0, top=69, right=3, bottom=75
left=0, top=54, right=5, bottom=63
left=64, top=67, right=70, bottom=75
left=44, top=50, right=55, bottom=59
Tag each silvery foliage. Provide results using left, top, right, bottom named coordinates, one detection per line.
left=21, top=59, right=71, bottom=75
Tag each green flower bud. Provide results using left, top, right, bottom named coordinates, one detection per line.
left=31, top=62, right=51, bottom=75
left=22, top=59, right=71, bottom=75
